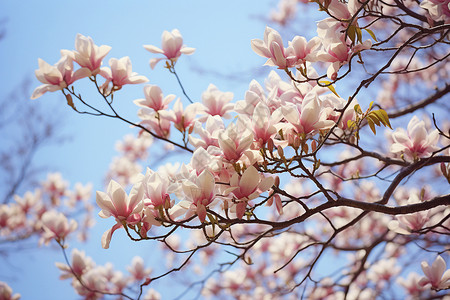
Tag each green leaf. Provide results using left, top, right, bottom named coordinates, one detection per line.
left=348, top=25, right=356, bottom=43
left=364, top=28, right=378, bottom=42
left=367, top=118, right=376, bottom=135
left=372, top=109, right=392, bottom=129
left=319, top=81, right=339, bottom=97
left=367, top=114, right=381, bottom=126
left=207, top=213, right=216, bottom=235
left=355, top=27, right=363, bottom=43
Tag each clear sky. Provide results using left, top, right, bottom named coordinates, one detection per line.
left=0, top=1, right=299, bottom=299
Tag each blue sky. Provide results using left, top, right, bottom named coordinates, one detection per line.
left=0, top=1, right=296, bottom=299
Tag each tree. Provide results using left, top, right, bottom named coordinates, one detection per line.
left=2, top=0, right=450, bottom=299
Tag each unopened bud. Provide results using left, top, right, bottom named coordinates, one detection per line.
left=311, top=140, right=317, bottom=152
left=274, top=176, right=280, bottom=187
left=277, top=145, right=284, bottom=158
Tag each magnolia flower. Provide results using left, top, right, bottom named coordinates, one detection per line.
left=144, top=29, right=195, bottom=69
left=420, top=0, right=450, bottom=23
left=31, top=54, right=90, bottom=99
left=127, top=256, right=152, bottom=282
left=137, top=109, right=172, bottom=139
left=390, top=115, right=439, bottom=161
left=251, top=102, right=283, bottom=146
left=200, top=84, right=235, bottom=120
left=55, top=249, right=94, bottom=279
left=99, top=56, right=148, bottom=90
left=270, top=0, right=298, bottom=26
left=388, top=194, right=430, bottom=235
left=419, top=255, right=450, bottom=289
left=289, top=36, right=321, bottom=65
left=224, top=166, right=274, bottom=219
left=280, top=92, right=335, bottom=136
left=0, top=281, right=20, bottom=300
left=251, top=26, right=297, bottom=69
left=396, top=272, right=426, bottom=297
left=159, top=98, right=203, bottom=132
left=189, top=116, right=225, bottom=149
left=96, top=180, right=144, bottom=248
left=141, top=168, right=172, bottom=208
left=72, top=33, right=111, bottom=75
left=134, top=85, right=176, bottom=111
left=218, top=118, right=254, bottom=163
left=40, top=210, right=78, bottom=244
left=181, top=169, right=216, bottom=222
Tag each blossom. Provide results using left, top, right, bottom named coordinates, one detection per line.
left=200, top=84, right=235, bottom=120
left=0, top=281, right=20, bottom=300
left=181, top=169, right=216, bottom=222
left=144, top=29, right=195, bottom=69
left=420, top=0, right=450, bottom=23
left=419, top=255, right=450, bottom=289
left=134, top=85, right=176, bottom=111
left=40, top=210, right=78, bottom=244
left=224, top=166, right=274, bottom=219
left=251, top=26, right=297, bottom=69
left=280, top=92, right=335, bottom=136
left=72, top=33, right=111, bottom=75
left=189, top=116, right=225, bottom=149
left=31, top=54, right=90, bottom=99
left=390, top=115, right=439, bottom=161
left=55, top=248, right=94, bottom=279
left=218, top=117, right=254, bottom=163
left=388, top=194, right=430, bottom=235
left=99, top=56, right=148, bottom=90
left=159, top=98, right=203, bottom=132
left=251, top=102, right=283, bottom=146
left=96, top=180, right=144, bottom=248
left=289, top=36, right=321, bottom=65
left=141, top=169, right=172, bottom=208
left=127, top=256, right=152, bottom=282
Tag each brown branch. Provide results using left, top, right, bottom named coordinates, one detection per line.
left=388, top=84, right=450, bottom=118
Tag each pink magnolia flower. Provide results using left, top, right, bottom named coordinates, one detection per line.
left=99, top=56, right=148, bottom=90
left=419, top=255, right=450, bottom=289
left=280, top=92, right=335, bottom=136
left=143, top=29, right=195, bottom=69
left=218, top=118, right=254, bottom=163
left=390, top=115, right=439, bottom=161
left=289, top=36, right=321, bottom=65
left=55, top=248, right=94, bottom=279
left=270, top=0, right=298, bottom=26
left=251, top=102, right=283, bottom=146
left=251, top=26, right=297, bottom=69
left=96, top=180, right=144, bottom=248
left=159, top=98, right=203, bottom=132
left=200, top=84, right=235, bottom=120
left=388, top=194, right=430, bottom=234
left=137, top=109, right=172, bottom=139
left=189, top=116, right=225, bottom=149
left=72, top=268, right=107, bottom=299
left=72, top=33, right=111, bottom=75
left=13, top=190, right=40, bottom=214
left=0, top=281, right=20, bottom=300
left=115, top=134, right=153, bottom=162
left=40, top=210, right=78, bottom=244
left=31, top=54, right=90, bottom=99
left=134, top=85, right=176, bottom=111
left=127, top=256, right=152, bottom=282
left=181, top=169, right=216, bottom=222
left=141, top=168, right=173, bottom=209
left=420, top=0, right=450, bottom=23
left=396, top=272, right=426, bottom=297
left=224, top=166, right=274, bottom=219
